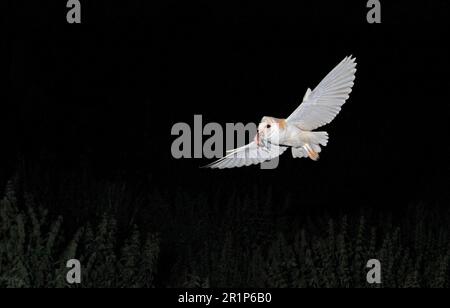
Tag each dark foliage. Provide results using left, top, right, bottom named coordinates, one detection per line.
left=0, top=174, right=448, bottom=288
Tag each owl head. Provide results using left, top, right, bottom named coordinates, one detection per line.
left=256, top=116, right=286, bottom=146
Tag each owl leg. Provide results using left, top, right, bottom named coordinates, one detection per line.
left=304, top=144, right=319, bottom=161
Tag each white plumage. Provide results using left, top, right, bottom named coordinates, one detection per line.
left=206, top=56, right=357, bottom=169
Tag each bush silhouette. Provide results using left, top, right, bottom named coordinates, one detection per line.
left=1, top=177, right=448, bottom=288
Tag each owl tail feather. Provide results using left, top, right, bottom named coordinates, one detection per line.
left=291, top=131, right=328, bottom=161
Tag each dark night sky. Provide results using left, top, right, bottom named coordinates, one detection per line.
left=2, top=1, right=449, bottom=213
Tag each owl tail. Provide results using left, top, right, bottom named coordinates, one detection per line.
left=292, top=131, right=328, bottom=161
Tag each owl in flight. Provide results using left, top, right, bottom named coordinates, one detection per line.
left=206, top=56, right=357, bottom=169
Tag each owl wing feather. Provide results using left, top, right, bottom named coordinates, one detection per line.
left=204, top=141, right=287, bottom=169
left=286, top=56, right=357, bottom=130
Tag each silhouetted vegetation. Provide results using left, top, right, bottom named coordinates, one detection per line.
left=0, top=175, right=449, bottom=288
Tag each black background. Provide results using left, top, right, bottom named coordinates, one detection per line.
left=3, top=1, right=449, bottom=211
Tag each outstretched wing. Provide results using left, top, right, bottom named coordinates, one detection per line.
left=286, top=56, right=357, bottom=131
left=204, top=142, right=288, bottom=169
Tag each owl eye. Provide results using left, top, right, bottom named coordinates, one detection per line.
left=266, top=124, right=271, bottom=129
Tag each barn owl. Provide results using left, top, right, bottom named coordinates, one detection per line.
left=206, top=56, right=357, bottom=169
